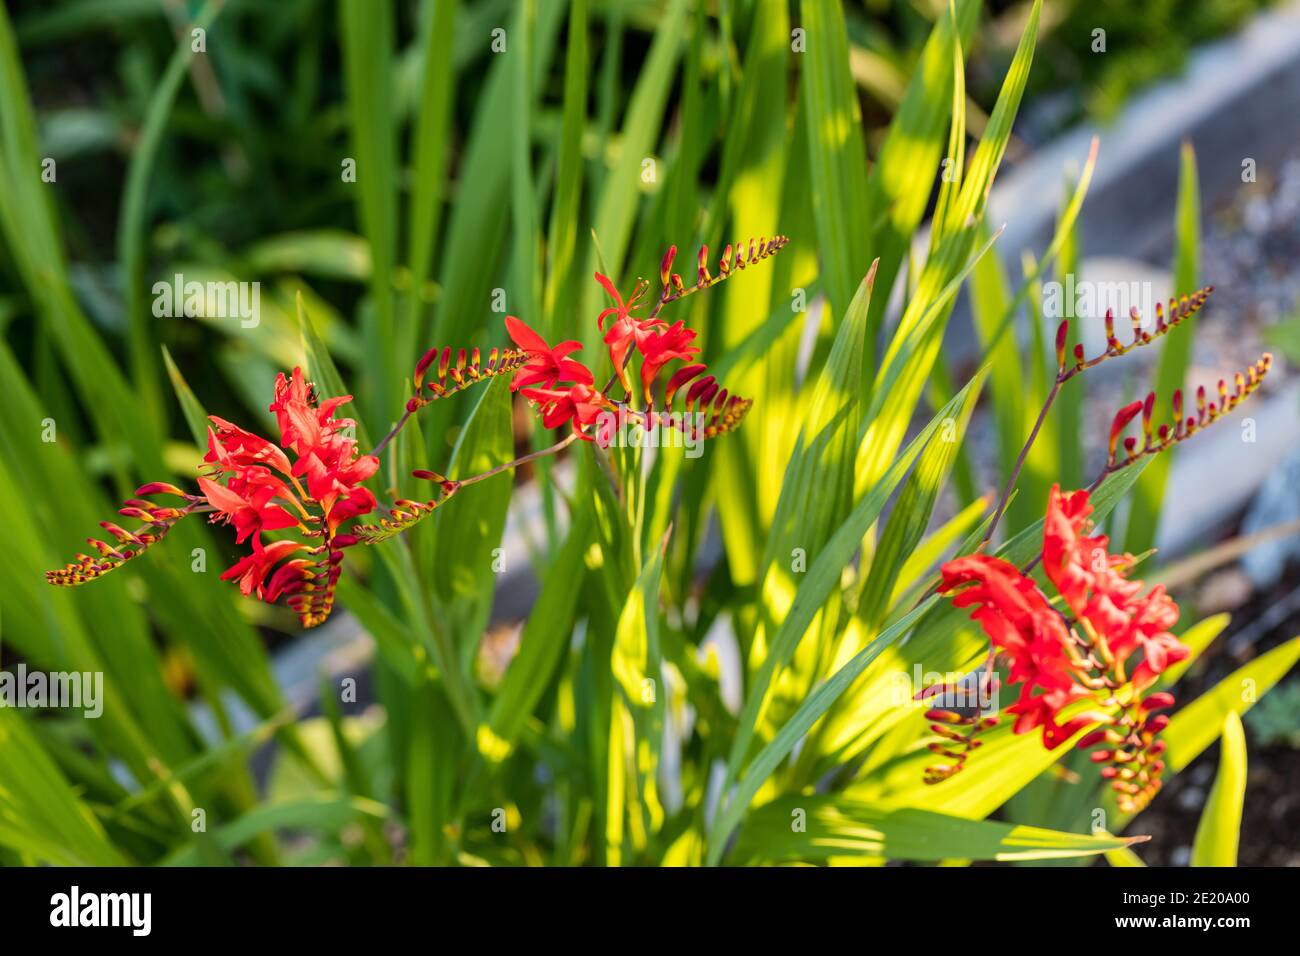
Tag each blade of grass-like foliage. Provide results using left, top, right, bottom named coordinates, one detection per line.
left=483, top=510, right=593, bottom=759
left=941, top=0, right=1040, bottom=236
left=0, top=343, right=238, bottom=780
left=859, top=223, right=1004, bottom=456
left=509, top=0, right=540, bottom=339
left=731, top=796, right=1144, bottom=865
left=969, top=225, right=1018, bottom=476
left=423, top=2, right=565, bottom=451
left=710, top=376, right=986, bottom=863
left=0, top=708, right=127, bottom=866
left=117, top=0, right=224, bottom=431
left=859, top=2, right=1040, bottom=492
left=1125, top=141, right=1200, bottom=553
left=708, top=598, right=936, bottom=865
left=320, top=679, right=390, bottom=862
left=243, top=230, right=372, bottom=282
left=865, top=0, right=978, bottom=333
left=748, top=264, right=877, bottom=730
left=576, top=0, right=688, bottom=356
left=1163, top=636, right=1300, bottom=773
left=542, top=0, right=588, bottom=340
left=759, top=264, right=878, bottom=582
left=339, top=0, right=399, bottom=433
left=407, top=679, right=460, bottom=865
left=711, top=0, right=789, bottom=587
left=1106, top=845, right=1147, bottom=867
left=1010, top=251, right=1057, bottom=531
left=611, top=537, right=667, bottom=851
left=605, top=538, right=665, bottom=858
left=889, top=494, right=990, bottom=606
left=161, top=344, right=211, bottom=447
left=611, top=533, right=666, bottom=710
left=0, top=0, right=166, bottom=481
left=793, top=372, right=984, bottom=783
left=799, top=0, right=870, bottom=352
left=162, top=794, right=389, bottom=866
left=433, top=375, right=514, bottom=660
left=1190, top=711, right=1245, bottom=866
left=856, top=347, right=980, bottom=631
left=927, top=0, right=971, bottom=245
left=334, top=576, right=422, bottom=686
left=528, top=0, right=584, bottom=551
left=406, top=0, right=459, bottom=351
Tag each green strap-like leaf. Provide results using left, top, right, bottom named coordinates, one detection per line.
left=732, top=796, right=1145, bottom=865
left=1190, top=711, right=1246, bottom=867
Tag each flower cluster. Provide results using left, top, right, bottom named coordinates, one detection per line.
left=48, top=236, right=788, bottom=627
left=934, top=486, right=1185, bottom=812
left=48, top=368, right=377, bottom=629
left=499, top=238, right=786, bottom=443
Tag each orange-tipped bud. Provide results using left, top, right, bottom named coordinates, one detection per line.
left=1143, top=692, right=1175, bottom=712
left=924, top=708, right=963, bottom=724
left=1076, top=729, right=1109, bottom=750
left=414, top=346, right=440, bottom=386
left=1104, top=308, right=1119, bottom=348
left=1141, top=391, right=1156, bottom=442
left=660, top=245, right=676, bottom=287
left=136, top=482, right=186, bottom=498
left=1143, top=714, right=1169, bottom=734
left=1055, top=320, right=1069, bottom=371
left=1129, top=306, right=1147, bottom=343
left=1108, top=400, right=1143, bottom=461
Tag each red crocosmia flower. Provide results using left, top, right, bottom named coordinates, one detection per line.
left=268, top=367, right=315, bottom=451
left=940, top=555, right=1076, bottom=694
left=637, top=320, right=700, bottom=404
left=521, top=373, right=612, bottom=437
left=296, top=444, right=379, bottom=530
left=206, top=417, right=293, bottom=475
left=325, top=485, right=378, bottom=528
left=594, top=272, right=650, bottom=331
left=504, top=315, right=587, bottom=391
left=1006, top=685, right=1105, bottom=749
left=198, top=473, right=298, bottom=544
left=594, top=273, right=664, bottom=392
left=220, top=537, right=306, bottom=598
left=269, top=366, right=359, bottom=457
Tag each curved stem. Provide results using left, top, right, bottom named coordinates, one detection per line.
left=456, top=432, right=580, bottom=488
left=370, top=405, right=414, bottom=457
left=982, top=376, right=1063, bottom=547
